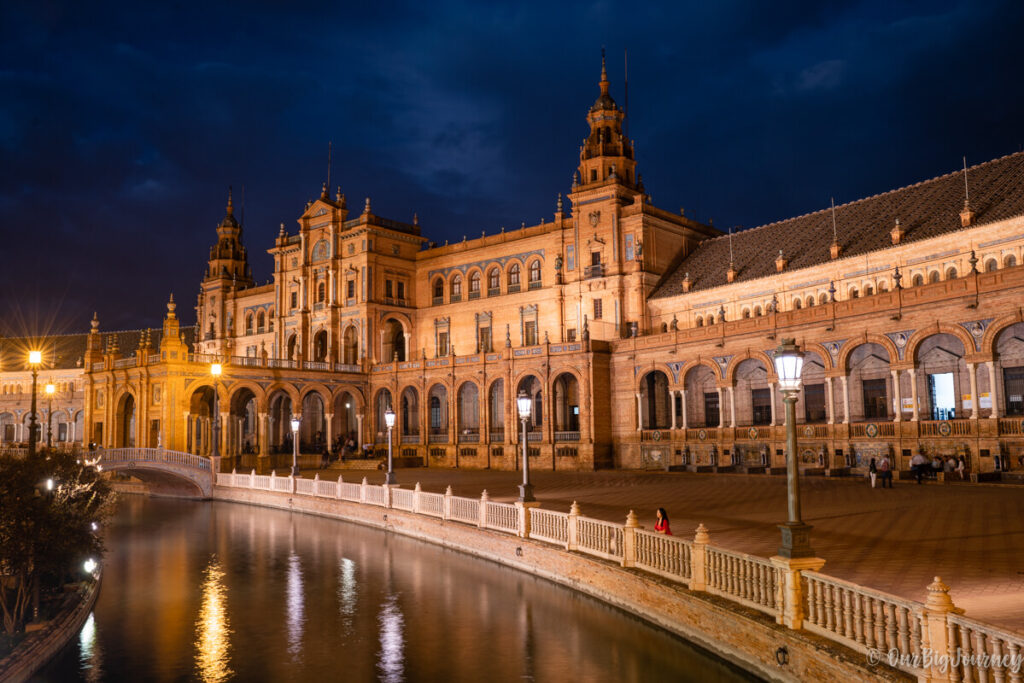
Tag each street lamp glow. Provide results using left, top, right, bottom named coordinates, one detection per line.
left=28, top=350, right=42, bottom=366
left=91, top=522, right=98, bottom=531
left=773, top=338, right=804, bottom=392
left=289, top=415, right=301, bottom=477
left=383, top=406, right=396, bottom=485
left=83, top=558, right=97, bottom=574
left=210, top=363, right=222, bottom=377
left=384, top=407, right=396, bottom=429
left=45, top=383, right=55, bottom=395
left=516, top=392, right=532, bottom=420
left=46, top=478, right=54, bottom=491
left=290, top=416, right=300, bottom=433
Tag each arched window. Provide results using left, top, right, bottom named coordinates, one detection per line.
left=754, top=306, right=762, bottom=317
left=245, top=315, right=253, bottom=334
left=707, top=314, right=715, bottom=325
left=986, top=259, right=998, bottom=272
left=945, top=267, right=957, bottom=280
left=451, top=275, right=462, bottom=300
left=848, top=287, right=859, bottom=299
left=487, top=268, right=500, bottom=292
left=818, top=293, right=828, bottom=304
left=257, top=311, right=265, bottom=332
left=508, top=263, right=521, bottom=287
left=742, top=308, right=750, bottom=318
left=433, top=278, right=444, bottom=303
left=268, top=308, right=275, bottom=331
left=469, top=272, right=481, bottom=296
left=864, top=285, right=874, bottom=296
left=912, top=274, right=924, bottom=287
left=878, top=282, right=888, bottom=292
left=695, top=316, right=704, bottom=327
left=793, top=298, right=802, bottom=310
left=528, top=260, right=542, bottom=287
left=1005, top=254, right=1017, bottom=268
left=806, top=296, right=815, bottom=307
left=317, top=281, right=326, bottom=302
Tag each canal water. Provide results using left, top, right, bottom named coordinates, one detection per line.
left=40, top=496, right=759, bottom=682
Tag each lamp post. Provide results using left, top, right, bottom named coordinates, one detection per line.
left=290, top=415, right=301, bottom=477
left=384, top=406, right=396, bottom=485
left=516, top=391, right=534, bottom=502
left=27, top=350, right=41, bottom=458
left=773, top=338, right=814, bottom=558
left=210, top=363, right=222, bottom=461
left=45, top=382, right=55, bottom=450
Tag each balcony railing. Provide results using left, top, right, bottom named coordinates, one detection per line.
left=335, top=363, right=361, bottom=373
left=428, top=433, right=448, bottom=444
left=459, top=432, right=480, bottom=443
left=554, top=431, right=580, bottom=442
left=487, top=288, right=500, bottom=297
left=584, top=263, right=604, bottom=279
left=526, top=431, right=542, bottom=442
left=489, top=430, right=504, bottom=441
left=400, top=434, right=420, bottom=444
left=303, top=361, right=329, bottom=371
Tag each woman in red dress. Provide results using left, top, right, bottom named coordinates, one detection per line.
left=654, top=508, right=672, bottom=535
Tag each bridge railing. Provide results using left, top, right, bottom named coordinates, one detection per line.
left=214, top=470, right=1020, bottom=679
left=97, top=448, right=212, bottom=472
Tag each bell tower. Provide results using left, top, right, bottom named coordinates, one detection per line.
left=204, top=187, right=252, bottom=285
left=576, top=51, right=638, bottom=190
left=196, top=188, right=253, bottom=351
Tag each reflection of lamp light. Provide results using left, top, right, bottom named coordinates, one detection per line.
left=384, top=407, right=396, bottom=485
left=517, top=391, right=534, bottom=502
left=772, top=338, right=812, bottom=558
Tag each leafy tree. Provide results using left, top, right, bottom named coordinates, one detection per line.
left=0, top=449, right=115, bottom=635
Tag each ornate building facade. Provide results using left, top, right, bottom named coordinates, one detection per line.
left=80, top=62, right=1024, bottom=477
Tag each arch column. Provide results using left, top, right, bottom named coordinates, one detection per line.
left=669, top=390, right=677, bottom=430
left=680, top=386, right=688, bottom=430
left=968, top=362, right=979, bottom=419
left=909, top=368, right=919, bottom=422
left=841, top=375, right=851, bottom=424
left=326, top=412, right=334, bottom=449
left=891, top=370, right=902, bottom=422
left=219, top=411, right=229, bottom=456
left=728, top=385, right=736, bottom=428
left=404, top=333, right=411, bottom=361
left=635, top=393, right=642, bottom=431
left=769, top=381, right=778, bottom=426
left=356, top=413, right=364, bottom=448
left=825, top=377, right=835, bottom=425
left=258, top=413, right=269, bottom=457
left=988, top=361, right=1001, bottom=418
left=716, top=387, right=725, bottom=428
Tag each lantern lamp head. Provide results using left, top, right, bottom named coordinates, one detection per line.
left=516, top=391, right=532, bottom=419
left=210, top=363, right=222, bottom=377
left=29, top=350, right=42, bottom=366
left=45, top=383, right=55, bottom=395
left=773, top=338, right=805, bottom=393
left=290, top=415, right=300, bottom=433
left=384, top=407, right=396, bottom=429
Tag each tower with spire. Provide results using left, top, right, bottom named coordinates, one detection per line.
left=197, top=188, right=253, bottom=350
left=576, top=49, right=638, bottom=191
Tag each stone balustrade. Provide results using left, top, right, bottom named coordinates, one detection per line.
left=215, top=470, right=1024, bottom=680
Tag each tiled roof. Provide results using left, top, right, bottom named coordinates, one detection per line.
left=0, top=327, right=195, bottom=371
left=651, top=151, right=1024, bottom=299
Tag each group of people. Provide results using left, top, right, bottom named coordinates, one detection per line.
left=867, top=453, right=967, bottom=487
left=317, top=432, right=362, bottom=468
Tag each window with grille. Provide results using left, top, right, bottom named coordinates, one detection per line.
left=593, top=299, right=603, bottom=320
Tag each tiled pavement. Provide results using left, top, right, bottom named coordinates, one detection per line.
left=307, top=465, right=1024, bottom=633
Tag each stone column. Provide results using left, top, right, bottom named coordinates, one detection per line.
left=669, top=390, right=677, bottom=430
left=716, top=387, right=725, bottom=428
left=825, top=376, right=834, bottom=424
left=220, top=411, right=229, bottom=457
left=680, top=387, right=688, bottom=430
left=891, top=369, right=902, bottom=422
left=635, top=393, right=643, bottom=431
left=909, top=368, right=919, bottom=422
left=769, top=381, right=778, bottom=426
left=728, top=386, right=736, bottom=428
left=841, top=375, right=851, bottom=424
left=258, top=413, right=269, bottom=457
left=325, top=413, right=334, bottom=449
left=403, top=333, right=411, bottom=361
left=968, top=362, right=979, bottom=419
left=356, top=413, right=364, bottom=448
left=988, top=360, right=1001, bottom=418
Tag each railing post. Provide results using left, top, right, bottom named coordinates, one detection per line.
left=385, top=483, right=393, bottom=509
left=337, top=475, right=343, bottom=499
left=270, top=470, right=276, bottom=491
left=413, top=482, right=421, bottom=514
left=923, top=576, right=959, bottom=682
left=230, top=467, right=237, bottom=487
left=515, top=499, right=540, bottom=539
left=360, top=477, right=368, bottom=504
left=567, top=501, right=580, bottom=551
left=690, top=523, right=710, bottom=591
left=769, top=554, right=826, bottom=629
left=622, top=510, right=640, bottom=568
left=250, top=469, right=256, bottom=489
left=443, top=485, right=453, bottom=520
left=313, top=472, right=319, bottom=496
left=478, top=490, right=488, bottom=528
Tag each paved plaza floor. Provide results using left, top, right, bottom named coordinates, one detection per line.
left=309, top=465, right=1024, bottom=633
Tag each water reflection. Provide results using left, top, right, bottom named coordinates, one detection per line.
left=337, top=557, right=357, bottom=635
left=377, top=593, right=405, bottom=682
left=78, top=612, right=103, bottom=682
left=194, top=557, right=232, bottom=683
left=286, top=551, right=305, bottom=660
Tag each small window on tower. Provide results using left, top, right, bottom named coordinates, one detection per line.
left=593, top=299, right=603, bottom=320
left=290, top=292, right=298, bottom=309
left=397, top=281, right=405, bottom=301
left=346, top=280, right=355, bottom=300
left=385, top=280, right=393, bottom=298
left=590, top=169, right=597, bottom=182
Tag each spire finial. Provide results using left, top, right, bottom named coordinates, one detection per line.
left=226, top=186, right=234, bottom=214
left=364, top=197, right=371, bottom=215
left=556, top=193, right=563, bottom=214
left=167, top=293, right=177, bottom=318
left=91, top=312, right=100, bottom=332
left=599, top=47, right=609, bottom=94
left=413, top=212, right=419, bottom=226
left=321, top=181, right=327, bottom=199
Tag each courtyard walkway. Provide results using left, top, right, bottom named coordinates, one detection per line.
left=306, top=465, right=1024, bottom=633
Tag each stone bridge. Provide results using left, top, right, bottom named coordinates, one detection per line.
left=97, top=448, right=215, bottom=499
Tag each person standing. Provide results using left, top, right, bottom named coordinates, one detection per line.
left=956, top=455, right=966, bottom=480
left=654, top=508, right=672, bottom=535
left=910, top=452, right=927, bottom=484
left=878, top=454, right=892, bottom=488
left=868, top=458, right=877, bottom=488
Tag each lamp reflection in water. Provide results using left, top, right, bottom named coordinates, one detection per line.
left=337, top=557, right=357, bottom=636
left=194, top=558, right=232, bottom=683
left=286, top=551, right=305, bottom=659
left=78, top=612, right=104, bottom=683
left=377, top=593, right=405, bottom=683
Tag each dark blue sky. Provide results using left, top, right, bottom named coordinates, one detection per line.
left=3, top=0, right=1023, bottom=334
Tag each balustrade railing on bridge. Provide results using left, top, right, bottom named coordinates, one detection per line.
left=212, top=468, right=1024, bottom=679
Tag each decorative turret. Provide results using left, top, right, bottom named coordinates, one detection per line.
left=204, top=187, right=253, bottom=286
left=160, top=293, right=186, bottom=357
left=84, top=311, right=103, bottom=367
left=576, top=51, right=637, bottom=189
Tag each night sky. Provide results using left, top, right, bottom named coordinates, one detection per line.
left=3, top=1, right=1024, bottom=335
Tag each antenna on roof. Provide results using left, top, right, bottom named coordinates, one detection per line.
left=325, top=141, right=333, bottom=196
